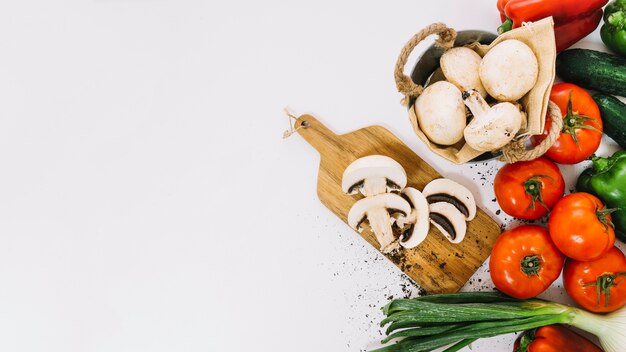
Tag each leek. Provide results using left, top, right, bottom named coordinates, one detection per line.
left=373, top=292, right=626, bottom=352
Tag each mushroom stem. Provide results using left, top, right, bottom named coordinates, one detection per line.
left=396, top=210, right=417, bottom=229
left=367, top=207, right=400, bottom=253
left=362, top=177, right=388, bottom=197
left=462, top=90, right=490, bottom=118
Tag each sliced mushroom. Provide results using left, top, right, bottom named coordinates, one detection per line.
left=463, top=89, right=522, bottom=152
left=440, top=47, right=487, bottom=98
left=429, top=202, right=467, bottom=244
left=347, top=193, right=411, bottom=254
left=423, top=178, right=476, bottom=221
left=479, top=39, right=538, bottom=102
left=414, top=81, right=466, bottom=146
left=342, top=155, right=407, bottom=197
left=395, top=187, right=430, bottom=249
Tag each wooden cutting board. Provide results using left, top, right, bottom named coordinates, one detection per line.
left=295, top=114, right=502, bottom=294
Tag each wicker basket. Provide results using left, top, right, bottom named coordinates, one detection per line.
left=394, top=19, right=562, bottom=164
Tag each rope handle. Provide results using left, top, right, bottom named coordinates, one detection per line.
left=282, top=107, right=304, bottom=139
left=500, top=101, right=563, bottom=163
left=394, top=23, right=457, bottom=103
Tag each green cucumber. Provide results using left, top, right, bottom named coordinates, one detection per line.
left=556, top=49, right=626, bottom=97
left=592, top=93, right=626, bottom=148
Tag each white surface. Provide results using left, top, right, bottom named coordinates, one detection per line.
left=0, top=1, right=623, bottom=351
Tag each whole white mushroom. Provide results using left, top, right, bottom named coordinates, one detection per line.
left=440, top=47, right=487, bottom=98
left=414, top=81, right=466, bottom=146
left=463, top=89, right=522, bottom=152
left=479, top=39, right=538, bottom=102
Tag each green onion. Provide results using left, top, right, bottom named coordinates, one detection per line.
left=441, top=338, right=476, bottom=352
left=373, top=292, right=626, bottom=352
left=381, top=324, right=465, bottom=343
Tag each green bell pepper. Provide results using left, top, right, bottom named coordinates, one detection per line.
left=601, top=0, right=626, bottom=56
left=577, top=150, right=626, bottom=242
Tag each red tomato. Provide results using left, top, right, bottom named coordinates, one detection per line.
left=494, top=157, right=565, bottom=220
left=531, top=83, right=602, bottom=164
left=513, top=325, right=602, bottom=352
left=490, top=225, right=565, bottom=299
left=548, top=193, right=615, bottom=262
left=564, top=246, right=626, bottom=313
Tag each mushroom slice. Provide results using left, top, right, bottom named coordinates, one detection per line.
left=396, top=187, right=430, bottom=249
left=423, top=178, right=477, bottom=221
left=429, top=202, right=467, bottom=244
left=342, top=155, right=407, bottom=197
left=347, top=193, right=411, bottom=254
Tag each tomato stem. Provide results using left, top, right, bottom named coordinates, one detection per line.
left=591, top=154, right=616, bottom=173
left=521, top=255, right=541, bottom=277
left=582, top=272, right=626, bottom=307
left=514, top=329, right=536, bottom=352
left=596, top=205, right=618, bottom=232
left=562, top=90, right=601, bottom=150
left=523, top=175, right=552, bottom=212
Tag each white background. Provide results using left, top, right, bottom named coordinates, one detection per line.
left=0, top=1, right=623, bottom=351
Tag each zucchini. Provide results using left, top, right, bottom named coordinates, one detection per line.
left=592, top=94, right=626, bottom=149
left=556, top=49, right=626, bottom=97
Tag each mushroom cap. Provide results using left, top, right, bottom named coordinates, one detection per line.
left=398, top=187, right=430, bottom=249
left=347, top=193, right=411, bottom=231
left=342, top=155, right=407, bottom=196
left=429, top=202, right=467, bottom=244
left=414, top=81, right=466, bottom=146
left=479, top=39, right=538, bottom=102
left=440, top=47, right=487, bottom=98
left=464, top=101, right=522, bottom=152
left=423, top=178, right=476, bottom=221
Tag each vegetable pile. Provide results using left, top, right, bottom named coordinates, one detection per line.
left=374, top=292, right=626, bottom=352
left=368, top=2, right=626, bottom=350
left=287, top=0, right=626, bottom=349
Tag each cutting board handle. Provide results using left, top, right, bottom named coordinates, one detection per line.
left=295, top=114, right=342, bottom=155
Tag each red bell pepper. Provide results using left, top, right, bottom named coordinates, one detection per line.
left=497, top=0, right=609, bottom=52
left=513, top=325, right=602, bottom=352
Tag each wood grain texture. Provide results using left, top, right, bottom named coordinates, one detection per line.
left=295, top=114, right=501, bottom=294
